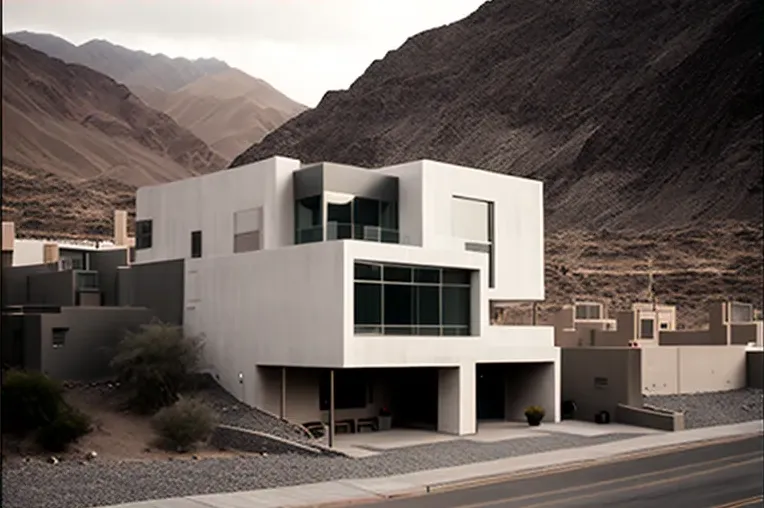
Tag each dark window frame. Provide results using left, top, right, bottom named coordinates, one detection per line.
left=135, top=220, right=153, bottom=250
left=452, top=196, right=495, bottom=288
left=52, top=327, right=68, bottom=348
left=191, top=230, right=202, bottom=258
left=353, top=262, right=472, bottom=336
left=640, top=318, right=655, bottom=339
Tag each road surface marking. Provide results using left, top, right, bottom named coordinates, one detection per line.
left=712, top=495, right=764, bottom=508
left=452, top=452, right=762, bottom=508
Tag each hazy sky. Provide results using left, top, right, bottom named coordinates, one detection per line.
left=2, top=0, right=485, bottom=106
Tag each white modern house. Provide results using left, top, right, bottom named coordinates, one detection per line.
left=134, top=156, right=560, bottom=438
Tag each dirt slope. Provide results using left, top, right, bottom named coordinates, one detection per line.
left=6, top=32, right=309, bottom=161
left=232, top=0, right=762, bottom=232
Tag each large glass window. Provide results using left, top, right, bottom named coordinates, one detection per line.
left=295, top=196, right=323, bottom=244
left=354, top=262, right=472, bottom=336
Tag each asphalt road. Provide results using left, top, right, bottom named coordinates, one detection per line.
left=360, top=435, right=764, bottom=508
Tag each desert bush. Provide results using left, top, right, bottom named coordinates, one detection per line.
left=35, top=405, right=92, bottom=452
left=151, top=397, right=217, bottom=452
left=1, top=370, right=92, bottom=451
left=1, top=370, right=64, bottom=436
left=110, top=321, right=203, bottom=413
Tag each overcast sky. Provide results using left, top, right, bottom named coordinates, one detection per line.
left=2, top=0, right=485, bottom=106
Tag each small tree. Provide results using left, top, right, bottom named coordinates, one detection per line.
left=110, top=321, right=203, bottom=413
left=151, top=397, right=217, bottom=452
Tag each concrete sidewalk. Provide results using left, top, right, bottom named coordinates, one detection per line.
left=99, top=420, right=763, bottom=508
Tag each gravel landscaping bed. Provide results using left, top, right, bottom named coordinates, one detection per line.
left=192, top=383, right=314, bottom=444
left=645, top=388, right=763, bottom=429
left=3, top=432, right=639, bottom=508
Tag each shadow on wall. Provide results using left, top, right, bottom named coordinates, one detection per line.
left=2, top=307, right=153, bottom=381
left=747, top=350, right=763, bottom=389
left=561, top=348, right=642, bottom=423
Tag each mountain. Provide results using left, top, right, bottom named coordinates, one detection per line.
left=6, top=31, right=308, bottom=161
left=131, top=69, right=308, bottom=160
left=1, top=37, right=226, bottom=235
left=6, top=31, right=229, bottom=93
left=232, top=0, right=762, bottom=232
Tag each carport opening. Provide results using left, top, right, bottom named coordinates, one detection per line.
left=317, top=367, right=439, bottom=432
left=386, top=367, right=439, bottom=430
left=477, top=362, right=556, bottom=423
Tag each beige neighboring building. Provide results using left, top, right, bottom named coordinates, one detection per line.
left=553, top=300, right=762, bottom=348
left=3, top=211, right=135, bottom=269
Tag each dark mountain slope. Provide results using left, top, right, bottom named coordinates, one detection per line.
left=232, top=0, right=762, bottom=232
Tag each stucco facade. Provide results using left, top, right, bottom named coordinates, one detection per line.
left=134, top=156, right=560, bottom=435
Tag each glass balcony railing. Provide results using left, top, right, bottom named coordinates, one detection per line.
left=327, top=222, right=399, bottom=243
left=354, top=325, right=470, bottom=336
left=295, top=223, right=400, bottom=245
left=296, top=226, right=323, bottom=244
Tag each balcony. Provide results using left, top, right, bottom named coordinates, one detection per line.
left=327, top=222, right=399, bottom=243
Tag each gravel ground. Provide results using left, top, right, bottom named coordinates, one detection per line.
left=645, top=388, right=764, bottom=429
left=3, top=432, right=639, bottom=508
left=192, top=384, right=314, bottom=444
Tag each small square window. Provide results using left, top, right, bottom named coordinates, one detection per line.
left=640, top=319, right=655, bottom=339
left=52, top=328, right=68, bottom=348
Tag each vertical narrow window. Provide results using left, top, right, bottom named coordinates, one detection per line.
left=233, top=208, right=262, bottom=253
left=135, top=220, right=153, bottom=250
left=191, top=230, right=202, bottom=258
left=452, top=197, right=494, bottom=288
left=487, top=202, right=495, bottom=288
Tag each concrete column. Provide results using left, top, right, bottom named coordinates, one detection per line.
left=328, top=369, right=335, bottom=447
left=114, top=210, right=129, bottom=246
left=280, top=367, right=286, bottom=419
left=437, top=364, right=476, bottom=435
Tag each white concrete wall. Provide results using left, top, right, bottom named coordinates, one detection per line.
left=642, top=346, right=748, bottom=395
left=184, top=241, right=346, bottom=409
left=377, top=160, right=545, bottom=301
left=375, top=162, right=424, bottom=246
left=136, top=156, right=557, bottom=435
left=421, top=161, right=545, bottom=301
left=135, top=156, right=301, bottom=264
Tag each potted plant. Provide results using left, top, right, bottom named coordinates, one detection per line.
left=524, top=405, right=545, bottom=427
left=378, top=407, right=392, bottom=431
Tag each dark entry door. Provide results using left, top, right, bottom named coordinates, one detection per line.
left=476, top=364, right=506, bottom=420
